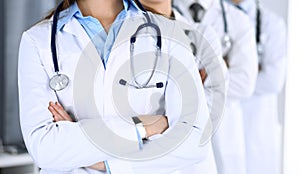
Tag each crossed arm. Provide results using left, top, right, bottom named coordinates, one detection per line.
left=48, top=101, right=169, bottom=171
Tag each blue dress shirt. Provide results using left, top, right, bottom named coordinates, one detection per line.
left=57, top=0, right=140, bottom=69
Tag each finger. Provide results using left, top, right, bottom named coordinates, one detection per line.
left=48, top=105, right=59, bottom=116
left=52, top=103, right=68, bottom=117
left=48, top=106, right=64, bottom=122
left=53, top=103, right=73, bottom=121
left=53, top=115, right=64, bottom=122
left=56, top=102, right=63, bottom=109
left=199, top=69, right=207, bottom=84
left=49, top=102, right=70, bottom=122
left=49, top=101, right=55, bottom=108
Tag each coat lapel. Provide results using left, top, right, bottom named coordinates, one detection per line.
left=63, top=17, right=91, bottom=47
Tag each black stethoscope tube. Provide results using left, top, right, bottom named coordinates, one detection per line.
left=51, top=1, right=64, bottom=73
left=220, top=0, right=229, bottom=35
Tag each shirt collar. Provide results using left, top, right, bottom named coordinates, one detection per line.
left=56, top=2, right=79, bottom=31
left=56, top=0, right=141, bottom=31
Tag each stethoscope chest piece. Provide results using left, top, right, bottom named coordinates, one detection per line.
left=222, top=34, right=232, bottom=51
left=49, top=73, right=69, bottom=91
left=257, top=42, right=264, bottom=56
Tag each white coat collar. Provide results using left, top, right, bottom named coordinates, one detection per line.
left=173, top=8, right=190, bottom=24
left=196, top=0, right=214, bottom=10
left=63, top=16, right=91, bottom=46
left=48, top=15, right=91, bottom=48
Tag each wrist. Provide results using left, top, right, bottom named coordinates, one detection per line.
left=132, top=117, right=148, bottom=139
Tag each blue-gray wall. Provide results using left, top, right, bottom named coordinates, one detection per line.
left=0, top=0, right=5, bottom=145
left=1, top=0, right=56, bottom=145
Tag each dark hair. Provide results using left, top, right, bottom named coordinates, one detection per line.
left=45, top=0, right=76, bottom=19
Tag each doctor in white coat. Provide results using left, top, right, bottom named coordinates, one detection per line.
left=125, top=0, right=229, bottom=173
left=226, top=0, right=287, bottom=173
left=18, top=0, right=211, bottom=173
left=173, top=0, right=258, bottom=174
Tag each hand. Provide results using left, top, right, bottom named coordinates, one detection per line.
left=48, top=101, right=73, bottom=122
left=138, top=115, right=169, bottom=137
left=258, top=63, right=262, bottom=71
left=199, top=68, right=207, bottom=84
left=88, top=161, right=106, bottom=171
left=48, top=103, right=105, bottom=171
left=223, top=55, right=229, bottom=68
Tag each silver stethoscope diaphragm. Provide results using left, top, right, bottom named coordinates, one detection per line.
left=222, top=34, right=232, bottom=51
left=49, top=73, right=69, bottom=91
left=257, top=42, right=264, bottom=56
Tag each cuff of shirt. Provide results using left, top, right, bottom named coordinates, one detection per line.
left=104, top=160, right=111, bottom=174
left=135, top=126, right=144, bottom=150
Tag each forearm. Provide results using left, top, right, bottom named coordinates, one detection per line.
left=226, top=29, right=258, bottom=99
left=22, top=120, right=112, bottom=170
left=106, top=126, right=210, bottom=174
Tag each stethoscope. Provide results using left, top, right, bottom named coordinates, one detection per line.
left=255, top=0, right=263, bottom=56
left=221, top=0, right=263, bottom=56
left=49, top=2, right=69, bottom=91
left=49, top=1, right=163, bottom=91
left=119, top=0, right=164, bottom=89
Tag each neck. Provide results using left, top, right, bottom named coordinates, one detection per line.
left=231, top=0, right=242, bottom=4
left=77, top=0, right=124, bottom=32
left=140, top=0, right=172, bottom=17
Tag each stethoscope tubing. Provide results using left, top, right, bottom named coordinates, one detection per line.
left=51, top=1, right=64, bottom=73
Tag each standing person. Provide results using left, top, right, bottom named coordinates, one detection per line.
left=117, top=0, right=229, bottom=173
left=173, top=0, right=258, bottom=174
left=18, top=0, right=211, bottom=173
left=227, top=0, right=287, bottom=173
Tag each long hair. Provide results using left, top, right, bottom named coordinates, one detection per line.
left=45, top=0, right=76, bottom=19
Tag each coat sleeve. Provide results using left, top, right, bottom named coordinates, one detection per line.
left=226, top=26, right=258, bottom=99
left=254, top=15, right=287, bottom=95
left=105, top=29, right=211, bottom=174
left=193, top=24, right=228, bottom=140
left=18, top=31, right=140, bottom=171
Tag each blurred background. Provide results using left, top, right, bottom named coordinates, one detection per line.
left=0, top=0, right=299, bottom=174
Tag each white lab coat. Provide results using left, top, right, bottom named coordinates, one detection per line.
left=174, top=10, right=228, bottom=142
left=18, top=11, right=211, bottom=174
left=172, top=10, right=229, bottom=174
left=239, top=1, right=287, bottom=174
left=173, top=0, right=258, bottom=174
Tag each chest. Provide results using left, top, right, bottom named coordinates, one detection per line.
left=39, top=34, right=170, bottom=120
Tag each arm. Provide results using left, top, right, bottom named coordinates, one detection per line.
left=226, top=27, right=258, bottom=99
left=49, top=102, right=169, bottom=172
left=18, top=32, right=140, bottom=170
left=190, top=24, right=228, bottom=141
left=254, top=17, right=287, bottom=95
left=48, top=102, right=106, bottom=171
